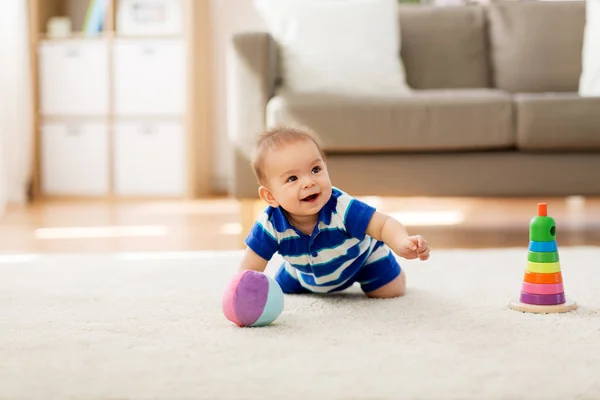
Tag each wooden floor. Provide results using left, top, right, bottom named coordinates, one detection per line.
left=0, top=195, right=599, bottom=254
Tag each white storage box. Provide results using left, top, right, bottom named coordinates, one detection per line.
left=113, top=120, right=186, bottom=196
left=41, top=121, right=110, bottom=195
left=38, top=40, right=110, bottom=116
left=113, top=39, right=186, bottom=116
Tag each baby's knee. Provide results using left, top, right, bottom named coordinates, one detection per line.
left=395, top=269, right=407, bottom=297
left=400, top=268, right=407, bottom=287
left=391, top=269, right=408, bottom=297
left=366, top=270, right=406, bottom=299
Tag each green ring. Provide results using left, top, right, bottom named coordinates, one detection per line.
left=528, top=251, right=559, bottom=263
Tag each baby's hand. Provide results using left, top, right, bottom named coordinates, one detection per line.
left=398, top=235, right=430, bottom=261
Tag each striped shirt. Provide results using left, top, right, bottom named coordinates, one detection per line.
left=245, top=187, right=381, bottom=293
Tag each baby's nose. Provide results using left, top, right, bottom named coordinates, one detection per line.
left=303, top=178, right=316, bottom=188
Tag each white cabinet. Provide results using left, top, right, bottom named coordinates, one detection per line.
left=37, top=37, right=188, bottom=198
left=41, top=122, right=109, bottom=196
left=113, top=121, right=186, bottom=196
left=38, top=40, right=109, bottom=116
left=113, top=39, right=187, bottom=116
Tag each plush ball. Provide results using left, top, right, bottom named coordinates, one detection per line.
left=222, top=270, right=284, bottom=327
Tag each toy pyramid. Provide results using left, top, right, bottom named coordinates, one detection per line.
left=508, top=203, right=577, bottom=314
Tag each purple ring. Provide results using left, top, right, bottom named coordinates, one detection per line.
left=520, top=291, right=565, bottom=305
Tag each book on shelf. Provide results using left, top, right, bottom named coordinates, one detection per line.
left=83, top=0, right=110, bottom=36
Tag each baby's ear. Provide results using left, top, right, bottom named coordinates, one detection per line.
left=258, top=186, right=279, bottom=208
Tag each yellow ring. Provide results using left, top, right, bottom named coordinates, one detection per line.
left=526, top=261, right=561, bottom=274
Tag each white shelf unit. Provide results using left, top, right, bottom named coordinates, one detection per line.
left=37, top=36, right=188, bottom=198
left=27, top=0, right=214, bottom=200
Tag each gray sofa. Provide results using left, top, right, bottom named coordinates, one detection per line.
left=227, top=0, right=600, bottom=206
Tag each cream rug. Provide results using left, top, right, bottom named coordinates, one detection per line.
left=1, top=247, right=599, bottom=400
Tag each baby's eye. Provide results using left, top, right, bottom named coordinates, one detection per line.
left=312, top=166, right=321, bottom=174
left=287, top=175, right=297, bottom=183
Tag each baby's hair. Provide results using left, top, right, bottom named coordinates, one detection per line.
left=251, top=125, right=326, bottom=185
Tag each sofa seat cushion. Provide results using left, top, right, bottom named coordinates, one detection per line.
left=265, top=89, right=514, bottom=152
left=515, top=93, right=600, bottom=151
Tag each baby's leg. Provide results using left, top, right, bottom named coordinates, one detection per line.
left=356, top=243, right=406, bottom=299
left=365, top=269, right=406, bottom=299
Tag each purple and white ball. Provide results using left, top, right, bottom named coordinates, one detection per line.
left=222, top=270, right=284, bottom=327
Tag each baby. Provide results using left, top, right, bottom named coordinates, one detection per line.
left=238, top=125, right=430, bottom=298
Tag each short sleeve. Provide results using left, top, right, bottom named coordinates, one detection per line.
left=244, top=213, right=279, bottom=261
left=335, top=190, right=376, bottom=240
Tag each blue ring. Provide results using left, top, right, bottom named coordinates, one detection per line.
left=529, top=241, right=557, bottom=252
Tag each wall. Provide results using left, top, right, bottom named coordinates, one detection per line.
left=211, top=0, right=266, bottom=194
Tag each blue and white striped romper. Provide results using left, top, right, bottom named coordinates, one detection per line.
left=245, top=187, right=402, bottom=294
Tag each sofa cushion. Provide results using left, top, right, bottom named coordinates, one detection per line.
left=265, top=89, right=514, bottom=152
left=398, top=4, right=490, bottom=89
left=515, top=93, right=600, bottom=151
left=580, top=0, right=600, bottom=96
left=254, top=0, right=410, bottom=96
left=487, top=1, right=585, bottom=93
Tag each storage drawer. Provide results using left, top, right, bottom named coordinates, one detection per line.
left=38, top=40, right=109, bottom=116
left=41, top=121, right=109, bottom=196
left=113, top=39, right=186, bottom=116
left=113, top=121, right=186, bottom=196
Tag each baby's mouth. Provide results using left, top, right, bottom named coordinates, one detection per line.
left=301, top=193, right=320, bottom=203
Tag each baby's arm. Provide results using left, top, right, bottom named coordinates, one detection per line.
left=238, top=247, right=269, bottom=272
left=239, top=210, right=278, bottom=272
left=366, top=211, right=430, bottom=261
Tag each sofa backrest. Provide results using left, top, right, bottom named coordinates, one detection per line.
left=398, top=4, right=491, bottom=89
left=486, top=0, right=585, bottom=93
left=398, top=1, right=585, bottom=93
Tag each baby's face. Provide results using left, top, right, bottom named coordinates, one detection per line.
left=262, top=139, right=332, bottom=218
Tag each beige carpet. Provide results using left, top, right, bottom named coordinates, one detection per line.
left=1, top=247, right=599, bottom=400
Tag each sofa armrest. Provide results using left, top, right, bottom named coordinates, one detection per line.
left=227, top=32, right=278, bottom=159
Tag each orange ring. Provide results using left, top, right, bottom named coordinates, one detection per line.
left=523, top=271, right=562, bottom=284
